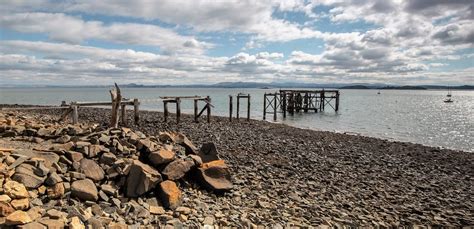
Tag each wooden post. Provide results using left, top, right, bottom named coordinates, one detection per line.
left=247, top=94, right=251, bottom=121
left=321, top=91, right=325, bottom=111
left=109, top=83, right=121, bottom=128
left=229, top=95, right=233, bottom=122
left=194, top=99, right=198, bottom=123
left=273, top=94, right=277, bottom=121
left=164, top=101, right=168, bottom=122
left=121, top=104, right=127, bottom=126
left=176, top=98, right=181, bottom=124
left=335, top=91, right=340, bottom=112
left=263, top=93, right=267, bottom=120
left=72, top=104, right=78, bottom=124
left=206, top=96, right=211, bottom=123
left=133, top=98, right=140, bottom=125
left=282, top=92, right=287, bottom=118
left=304, top=93, right=308, bottom=112
left=236, top=95, right=240, bottom=120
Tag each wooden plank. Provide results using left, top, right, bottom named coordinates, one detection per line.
left=236, top=95, right=240, bottom=120
left=263, top=93, right=267, bottom=120
left=206, top=96, right=211, bottom=123
left=176, top=98, right=181, bottom=124
left=109, top=83, right=121, bottom=128
left=121, top=104, right=127, bottom=126
left=229, top=95, right=233, bottom=122
left=133, top=98, right=140, bottom=125
left=247, top=95, right=251, bottom=121
left=194, top=99, right=199, bottom=123
left=164, top=101, right=169, bottom=122
left=72, top=105, right=78, bottom=124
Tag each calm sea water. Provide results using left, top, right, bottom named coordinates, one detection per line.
left=1, top=87, right=473, bottom=152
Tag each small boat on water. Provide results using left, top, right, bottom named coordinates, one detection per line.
left=444, top=88, right=453, bottom=103
left=377, top=90, right=381, bottom=95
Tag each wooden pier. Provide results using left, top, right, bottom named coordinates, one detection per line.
left=228, top=93, right=251, bottom=122
left=161, top=96, right=213, bottom=124
left=263, top=89, right=340, bottom=121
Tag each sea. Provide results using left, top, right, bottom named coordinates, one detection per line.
left=1, top=87, right=473, bottom=152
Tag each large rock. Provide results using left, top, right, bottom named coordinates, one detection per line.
left=161, top=159, right=194, bottom=180
left=11, top=198, right=29, bottom=210
left=13, top=149, right=59, bottom=168
left=6, top=210, right=32, bottom=225
left=12, top=163, right=46, bottom=188
left=198, top=143, right=220, bottom=163
left=197, top=160, right=233, bottom=191
left=79, top=159, right=105, bottom=181
left=125, top=160, right=162, bottom=197
left=4, top=180, right=29, bottom=199
left=71, top=179, right=98, bottom=201
left=158, top=180, right=182, bottom=210
left=174, top=133, right=198, bottom=154
left=47, top=182, right=65, bottom=199
left=148, top=149, right=175, bottom=166
left=0, top=202, right=15, bottom=216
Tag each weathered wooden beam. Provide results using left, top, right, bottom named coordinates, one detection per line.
left=133, top=98, right=140, bottom=125
left=236, top=95, right=240, bottom=120
left=163, top=101, right=169, bottom=122
left=194, top=99, right=199, bottom=123
left=121, top=104, right=127, bottom=126
left=263, top=93, right=267, bottom=120
left=247, top=95, right=251, bottom=121
left=109, top=83, right=122, bottom=128
left=176, top=98, right=181, bottom=124
left=206, top=96, right=211, bottom=123
left=229, top=95, right=233, bottom=122
left=72, top=105, right=78, bottom=124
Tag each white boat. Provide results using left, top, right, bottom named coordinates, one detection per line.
left=444, top=88, right=453, bottom=103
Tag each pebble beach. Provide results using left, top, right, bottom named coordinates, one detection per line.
left=0, top=106, right=473, bottom=227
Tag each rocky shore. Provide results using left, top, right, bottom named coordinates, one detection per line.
left=1, top=106, right=473, bottom=228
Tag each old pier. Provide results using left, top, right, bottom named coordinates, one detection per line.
left=263, top=89, right=340, bottom=121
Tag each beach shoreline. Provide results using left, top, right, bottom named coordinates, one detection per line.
left=1, top=105, right=473, bottom=227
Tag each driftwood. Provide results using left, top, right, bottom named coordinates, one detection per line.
left=109, top=83, right=122, bottom=128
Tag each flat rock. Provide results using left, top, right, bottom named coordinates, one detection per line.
left=47, top=182, right=65, bottom=199
left=158, top=180, right=182, bottom=210
left=18, top=222, right=47, bottom=229
left=66, top=151, right=83, bottom=162
left=13, top=149, right=59, bottom=168
left=11, top=198, right=29, bottom=210
left=149, top=149, right=175, bottom=166
left=4, top=180, right=29, bottom=199
left=161, top=159, right=194, bottom=180
left=12, top=164, right=46, bottom=189
left=197, top=160, right=233, bottom=191
left=0, top=202, right=15, bottom=216
left=79, top=158, right=105, bottom=181
left=45, top=172, right=62, bottom=186
left=126, top=160, right=162, bottom=197
left=69, top=216, right=85, bottom=229
left=6, top=210, right=32, bottom=225
left=198, top=143, right=220, bottom=163
left=71, top=179, right=98, bottom=201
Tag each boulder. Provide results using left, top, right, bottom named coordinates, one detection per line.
left=148, top=149, right=175, bottom=166
left=45, top=172, right=62, bottom=186
left=99, top=152, right=117, bottom=165
left=136, top=139, right=159, bottom=153
left=0, top=202, right=15, bottom=216
left=125, top=160, right=162, bottom=197
left=11, top=198, right=29, bottom=210
left=161, top=159, right=194, bottom=180
left=6, top=210, right=32, bottom=225
left=71, top=179, right=98, bottom=201
left=69, top=216, right=85, bottom=229
left=158, top=180, right=182, bottom=210
left=13, top=149, right=59, bottom=168
left=47, top=182, right=65, bottom=199
left=66, top=151, right=83, bottom=162
left=198, top=143, right=220, bottom=163
left=4, top=180, right=29, bottom=199
left=19, top=222, right=47, bottom=229
left=79, top=159, right=105, bottom=181
left=13, top=164, right=47, bottom=188
left=38, top=218, right=65, bottom=228
left=174, top=133, right=198, bottom=154
left=197, top=160, right=233, bottom=191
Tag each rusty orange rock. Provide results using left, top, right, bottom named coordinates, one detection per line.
left=158, top=180, right=182, bottom=210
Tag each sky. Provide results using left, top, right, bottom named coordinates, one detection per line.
left=0, top=0, right=473, bottom=86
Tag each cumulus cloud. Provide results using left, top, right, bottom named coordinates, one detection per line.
left=0, top=12, right=212, bottom=54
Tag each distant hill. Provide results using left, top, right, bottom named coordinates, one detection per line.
left=380, top=86, right=427, bottom=90
left=339, top=85, right=371, bottom=89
